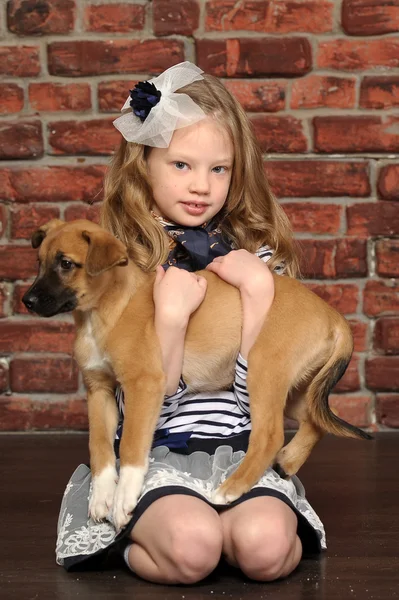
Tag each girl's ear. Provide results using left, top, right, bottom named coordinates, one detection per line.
left=82, top=230, right=128, bottom=276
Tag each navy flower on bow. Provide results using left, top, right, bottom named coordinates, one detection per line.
left=130, top=81, right=162, bottom=122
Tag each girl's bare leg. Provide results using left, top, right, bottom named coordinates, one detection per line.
left=220, top=495, right=302, bottom=581
left=126, top=495, right=223, bottom=584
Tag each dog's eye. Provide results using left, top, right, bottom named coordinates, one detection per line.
left=61, top=259, right=74, bottom=270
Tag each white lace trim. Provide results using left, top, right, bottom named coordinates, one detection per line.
left=56, top=455, right=326, bottom=564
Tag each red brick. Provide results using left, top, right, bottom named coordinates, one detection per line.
left=48, top=119, right=118, bottom=156
left=347, top=202, right=399, bottom=236
left=376, top=394, right=399, bottom=427
left=366, top=356, right=399, bottom=391
left=0, top=396, right=87, bottom=431
left=0, top=45, right=40, bottom=77
left=283, top=202, right=343, bottom=234
left=64, top=204, right=100, bottom=223
left=336, top=239, right=368, bottom=278
left=251, top=116, right=307, bottom=153
left=329, top=395, right=372, bottom=428
left=333, top=355, right=361, bottom=393
left=154, top=0, right=199, bottom=35
left=374, top=317, right=399, bottom=355
left=12, top=284, right=31, bottom=315
left=314, top=116, right=399, bottom=153
left=299, top=240, right=336, bottom=279
left=223, top=80, right=286, bottom=112
left=350, top=319, right=368, bottom=352
left=0, top=166, right=105, bottom=204
left=291, top=75, right=356, bottom=109
left=299, top=239, right=367, bottom=279
left=306, top=283, right=359, bottom=314
left=196, top=38, right=312, bottom=77
left=29, top=83, right=91, bottom=112
left=0, top=246, right=37, bottom=280
left=375, top=240, right=399, bottom=278
left=342, top=0, right=399, bottom=36
left=10, top=205, right=60, bottom=240
left=0, top=203, right=7, bottom=237
left=48, top=40, right=184, bottom=77
left=360, top=76, right=399, bottom=109
left=85, top=2, right=144, bottom=32
left=318, top=38, right=399, bottom=71
left=282, top=202, right=341, bottom=234
left=10, top=357, right=79, bottom=393
left=0, top=84, right=24, bottom=114
left=0, top=120, right=43, bottom=160
left=0, top=320, right=75, bottom=353
left=98, top=79, right=140, bottom=112
left=265, top=161, right=370, bottom=198
left=378, top=164, right=399, bottom=200
left=7, top=0, right=75, bottom=34
left=205, top=0, right=333, bottom=33
left=363, top=280, right=399, bottom=317
left=0, top=363, right=8, bottom=393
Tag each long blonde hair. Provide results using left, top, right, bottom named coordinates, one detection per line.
left=101, top=74, right=300, bottom=277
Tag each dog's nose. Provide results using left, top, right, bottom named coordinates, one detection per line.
left=22, top=293, right=38, bottom=312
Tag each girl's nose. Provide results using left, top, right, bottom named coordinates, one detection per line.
left=189, top=170, right=210, bottom=195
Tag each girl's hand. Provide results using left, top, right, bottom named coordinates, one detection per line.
left=153, top=265, right=208, bottom=326
left=206, top=250, right=275, bottom=359
left=205, top=249, right=274, bottom=298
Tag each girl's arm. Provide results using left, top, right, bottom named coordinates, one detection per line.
left=154, top=315, right=188, bottom=396
left=205, top=249, right=276, bottom=360
left=239, top=284, right=274, bottom=360
left=153, top=265, right=207, bottom=396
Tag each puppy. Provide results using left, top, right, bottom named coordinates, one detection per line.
left=23, top=219, right=371, bottom=530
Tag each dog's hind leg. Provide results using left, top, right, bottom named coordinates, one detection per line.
left=85, top=371, right=119, bottom=522
left=273, top=387, right=324, bottom=478
left=273, top=419, right=323, bottom=479
left=213, top=369, right=288, bottom=504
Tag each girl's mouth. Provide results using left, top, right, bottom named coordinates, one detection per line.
left=181, top=202, right=208, bottom=216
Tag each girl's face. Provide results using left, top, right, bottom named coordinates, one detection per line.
left=146, top=117, right=234, bottom=226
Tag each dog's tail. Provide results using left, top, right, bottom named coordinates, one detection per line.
left=308, top=317, right=372, bottom=441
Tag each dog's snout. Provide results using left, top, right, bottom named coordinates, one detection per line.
left=22, top=292, right=38, bottom=312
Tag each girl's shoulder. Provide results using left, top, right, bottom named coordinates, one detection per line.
left=255, top=245, right=286, bottom=275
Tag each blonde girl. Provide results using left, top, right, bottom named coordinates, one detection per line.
left=56, top=62, right=325, bottom=582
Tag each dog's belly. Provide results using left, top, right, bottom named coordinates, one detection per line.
left=182, top=348, right=239, bottom=393
left=181, top=281, right=242, bottom=393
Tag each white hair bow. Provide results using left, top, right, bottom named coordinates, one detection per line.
left=113, top=61, right=207, bottom=148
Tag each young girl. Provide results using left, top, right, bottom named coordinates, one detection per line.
left=56, top=62, right=326, bottom=583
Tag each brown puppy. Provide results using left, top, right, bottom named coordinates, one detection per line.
left=23, top=219, right=371, bottom=531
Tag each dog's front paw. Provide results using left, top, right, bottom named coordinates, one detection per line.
left=89, top=464, right=118, bottom=522
left=112, top=465, right=147, bottom=532
left=212, top=481, right=242, bottom=505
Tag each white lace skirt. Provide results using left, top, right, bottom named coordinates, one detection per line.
left=56, top=443, right=326, bottom=571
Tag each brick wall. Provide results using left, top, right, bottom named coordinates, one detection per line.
left=0, top=0, right=398, bottom=431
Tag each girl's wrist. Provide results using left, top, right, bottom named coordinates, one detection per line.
left=155, top=309, right=190, bottom=332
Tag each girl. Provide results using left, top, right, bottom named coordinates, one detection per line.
left=56, top=62, right=326, bottom=583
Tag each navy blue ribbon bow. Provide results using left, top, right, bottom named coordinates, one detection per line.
left=162, top=218, right=233, bottom=272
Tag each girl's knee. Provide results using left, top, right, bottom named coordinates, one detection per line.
left=230, top=512, right=301, bottom=581
left=167, top=516, right=224, bottom=583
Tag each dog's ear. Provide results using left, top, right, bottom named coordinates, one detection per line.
left=82, top=230, right=128, bottom=277
left=31, top=219, right=65, bottom=249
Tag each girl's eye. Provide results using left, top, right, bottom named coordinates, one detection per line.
left=61, top=259, right=73, bottom=270
left=174, top=162, right=187, bottom=170
left=213, top=166, right=227, bottom=174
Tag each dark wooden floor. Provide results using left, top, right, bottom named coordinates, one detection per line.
left=1, top=431, right=398, bottom=600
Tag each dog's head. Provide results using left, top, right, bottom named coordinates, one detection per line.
left=22, top=219, right=129, bottom=317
